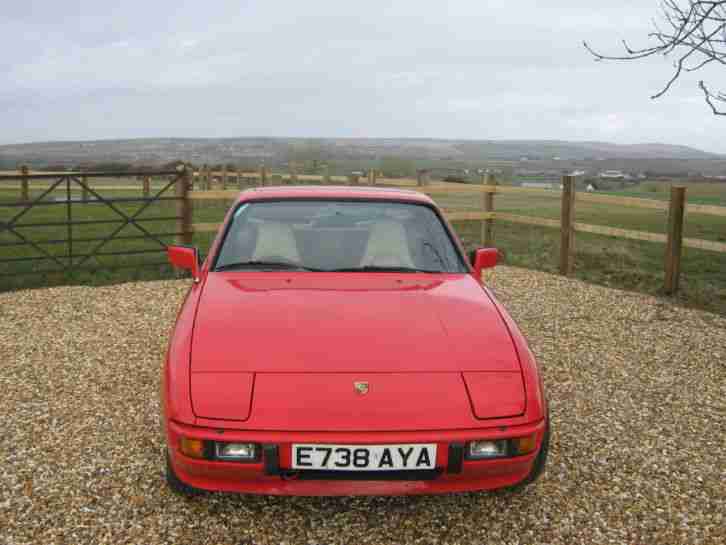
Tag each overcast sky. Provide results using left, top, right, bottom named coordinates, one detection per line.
left=2, top=0, right=724, bottom=152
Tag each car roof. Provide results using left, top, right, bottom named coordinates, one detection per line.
left=235, top=185, right=435, bottom=206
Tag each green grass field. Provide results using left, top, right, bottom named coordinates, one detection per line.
left=599, top=181, right=726, bottom=206
left=2, top=177, right=725, bottom=315
left=434, top=189, right=726, bottom=244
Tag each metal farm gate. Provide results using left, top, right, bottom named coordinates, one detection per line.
left=0, top=168, right=192, bottom=287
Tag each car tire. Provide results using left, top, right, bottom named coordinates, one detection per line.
left=165, top=451, right=206, bottom=497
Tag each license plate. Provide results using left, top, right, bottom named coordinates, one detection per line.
left=291, top=443, right=437, bottom=471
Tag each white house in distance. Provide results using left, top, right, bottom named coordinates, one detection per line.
left=599, top=170, right=625, bottom=179
left=521, top=182, right=555, bottom=189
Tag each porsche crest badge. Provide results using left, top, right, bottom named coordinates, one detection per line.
left=354, top=381, right=369, bottom=395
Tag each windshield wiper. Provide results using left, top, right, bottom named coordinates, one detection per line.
left=422, top=241, right=447, bottom=269
left=327, top=265, right=442, bottom=273
left=215, top=262, right=441, bottom=273
left=214, top=260, right=321, bottom=272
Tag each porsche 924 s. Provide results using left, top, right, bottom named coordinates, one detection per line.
left=163, top=185, right=549, bottom=496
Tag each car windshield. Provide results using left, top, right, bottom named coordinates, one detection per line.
left=213, top=200, right=467, bottom=273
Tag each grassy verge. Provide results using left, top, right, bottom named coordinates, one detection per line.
left=597, top=181, right=726, bottom=206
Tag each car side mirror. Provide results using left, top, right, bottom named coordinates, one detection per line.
left=470, top=248, right=498, bottom=280
left=167, top=245, right=201, bottom=282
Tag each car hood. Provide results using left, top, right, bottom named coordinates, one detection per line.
left=189, top=272, right=525, bottom=430
left=191, top=272, right=520, bottom=374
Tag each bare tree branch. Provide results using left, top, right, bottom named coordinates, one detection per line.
left=585, top=0, right=726, bottom=115
left=700, top=80, right=726, bottom=113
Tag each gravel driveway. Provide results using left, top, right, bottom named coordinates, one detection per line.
left=2, top=267, right=724, bottom=545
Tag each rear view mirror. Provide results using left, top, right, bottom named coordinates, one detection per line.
left=471, top=248, right=499, bottom=280
left=167, top=245, right=200, bottom=282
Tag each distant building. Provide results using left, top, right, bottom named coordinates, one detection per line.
left=521, top=182, right=555, bottom=189
left=599, top=170, right=625, bottom=179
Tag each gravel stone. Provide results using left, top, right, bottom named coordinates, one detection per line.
left=1, top=266, right=724, bottom=544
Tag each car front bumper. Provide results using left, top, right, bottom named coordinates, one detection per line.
left=166, top=419, right=547, bottom=496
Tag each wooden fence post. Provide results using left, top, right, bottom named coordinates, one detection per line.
left=664, top=186, right=686, bottom=294
left=236, top=167, right=242, bottom=189
left=142, top=175, right=150, bottom=198
left=20, top=165, right=29, bottom=202
left=204, top=165, right=211, bottom=190
left=260, top=165, right=267, bottom=187
left=559, top=175, right=575, bottom=275
left=177, top=168, right=193, bottom=246
left=482, top=173, right=496, bottom=246
left=222, top=166, right=228, bottom=190
left=82, top=175, right=89, bottom=201
left=418, top=169, right=429, bottom=187
left=323, top=164, right=331, bottom=184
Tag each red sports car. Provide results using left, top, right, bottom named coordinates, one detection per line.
left=163, top=186, right=549, bottom=496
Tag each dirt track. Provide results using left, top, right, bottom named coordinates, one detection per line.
left=1, top=266, right=724, bottom=544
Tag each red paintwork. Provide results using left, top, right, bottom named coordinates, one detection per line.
left=192, top=274, right=520, bottom=375
left=191, top=373, right=254, bottom=420
left=462, top=372, right=525, bottom=419
left=251, top=372, right=496, bottom=430
left=167, top=246, right=199, bottom=279
left=472, top=247, right=499, bottom=278
left=162, top=186, right=548, bottom=496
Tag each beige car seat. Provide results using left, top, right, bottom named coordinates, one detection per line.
left=251, top=222, right=301, bottom=263
left=360, top=220, right=415, bottom=268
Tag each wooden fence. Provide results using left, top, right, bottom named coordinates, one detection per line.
left=5, top=166, right=726, bottom=294
left=181, top=168, right=726, bottom=295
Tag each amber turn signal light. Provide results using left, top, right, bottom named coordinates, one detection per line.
left=179, top=437, right=206, bottom=459
left=512, top=433, right=537, bottom=455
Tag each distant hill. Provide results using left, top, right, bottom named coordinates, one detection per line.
left=447, top=140, right=720, bottom=160
left=0, top=137, right=722, bottom=170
